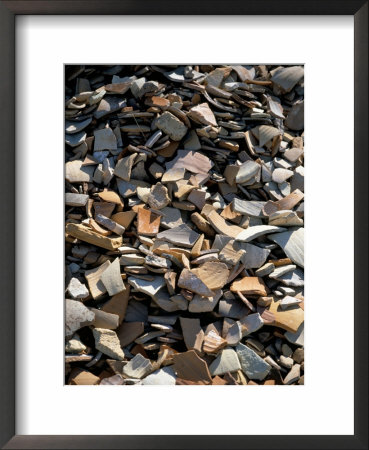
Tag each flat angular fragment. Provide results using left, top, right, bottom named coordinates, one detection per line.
left=91, top=308, right=119, bottom=330
left=253, top=125, right=281, bottom=147
left=65, top=300, right=95, bottom=337
left=95, top=214, right=125, bottom=235
left=69, top=368, right=100, bottom=385
left=122, top=353, right=153, bottom=379
left=218, top=297, right=248, bottom=320
left=142, top=366, right=177, bottom=385
left=271, top=66, right=304, bottom=93
left=65, top=131, right=86, bottom=148
left=65, top=160, right=94, bottom=183
left=178, top=269, right=214, bottom=297
left=137, top=207, right=161, bottom=236
left=268, top=227, right=304, bottom=268
left=92, top=328, right=125, bottom=360
left=192, top=261, right=229, bottom=290
left=209, top=348, right=241, bottom=376
left=188, top=103, right=217, bottom=127
left=156, top=111, right=188, bottom=141
left=166, top=150, right=213, bottom=174
left=101, top=287, right=130, bottom=324
left=231, top=276, right=267, bottom=296
left=160, top=207, right=183, bottom=229
left=127, top=276, right=166, bottom=298
left=147, top=183, right=170, bottom=210
left=180, top=317, right=205, bottom=352
left=157, top=223, right=200, bottom=248
left=84, top=260, right=110, bottom=299
left=66, top=223, right=122, bottom=250
left=94, top=96, right=126, bottom=119
left=239, top=313, right=264, bottom=336
left=100, top=258, right=125, bottom=296
left=65, top=117, right=92, bottom=134
left=235, top=160, right=260, bottom=184
left=285, top=323, right=304, bottom=346
left=65, top=193, right=89, bottom=207
left=268, top=298, right=304, bottom=332
left=241, top=243, right=270, bottom=269
left=114, top=153, right=136, bottom=181
left=207, top=210, right=243, bottom=238
left=173, top=350, right=212, bottom=384
left=188, top=290, right=222, bottom=313
left=65, top=334, right=86, bottom=353
left=66, top=277, right=89, bottom=300
left=232, top=199, right=266, bottom=217
left=219, top=240, right=245, bottom=266
left=269, top=210, right=303, bottom=227
left=93, top=127, right=117, bottom=151
left=236, top=225, right=286, bottom=242
left=236, top=343, right=271, bottom=380
left=117, top=321, right=144, bottom=347
left=111, top=211, right=136, bottom=229
left=203, top=330, right=227, bottom=354
left=283, top=364, right=301, bottom=384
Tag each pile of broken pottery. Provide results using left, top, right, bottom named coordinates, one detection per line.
left=65, top=64, right=304, bottom=386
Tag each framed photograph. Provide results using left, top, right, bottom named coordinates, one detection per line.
left=0, top=1, right=367, bottom=449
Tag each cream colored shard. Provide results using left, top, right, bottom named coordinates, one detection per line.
left=84, top=260, right=111, bottom=300
left=192, top=261, right=229, bottom=290
left=230, top=276, right=267, bottom=296
left=66, top=223, right=122, bottom=250
left=206, top=210, right=243, bottom=238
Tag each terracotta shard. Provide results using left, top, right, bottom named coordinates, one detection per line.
left=173, top=350, right=212, bottom=384
left=230, top=276, right=267, bottom=296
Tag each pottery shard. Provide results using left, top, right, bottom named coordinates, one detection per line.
left=188, top=289, right=222, bottom=313
left=239, top=313, right=264, bottom=336
left=268, top=298, right=304, bottom=333
left=94, top=96, right=126, bottom=119
left=122, top=353, right=153, bottom=379
left=91, top=308, right=119, bottom=330
left=100, top=257, right=125, bottom=296
left=69, top=368, right=100, bottom=385
left=236, top=343, right=271, bottom=381
left=207, top=210, right=243, bottom=238
left=230, top=277, right=267, bottom=296
left=209, top=348, right=241, bottom=376
left=188, top=103, right=217, bottom=127
left=66, top=223, right=122, bottom=250
left=235, top=160, right=260, bottom=184
left=192, top=261, right=229, bottom=290
left=283, top=364, right=301, bottom=384
left=65, top=193, right=89, bottom=207
left=66, top=277, right=89, bottom=300
left=101, top=286, right=130, bottom=324
left=127, top=276, right=166, bottom=298
left=93, top=127, right=117, bottom=151
left=166, top=150, right=213, bottom=174
left=156, top=111, right=188, bottom=141
left=268, top=227, right=304, bottom=268
left=241, top=243, right=270, bottom=269
left=218, top=240, right=245, bottom=266
left=271, top=66, right=304, bottom=93
left=147, top=183, right=170, bottom=210
left=285, top=100, right=304, bottom=131
left=203, top=330, right=227, bottom=354
left=180, top=317, right=205, bottom=353
left=65, top=160, right=94, bottom=183
left=272, top=168, right=294, bottom=184
left=157, top=223, right=200, bottom=248
left=116, top=321, right=145, bottom=347
left=176, top=269, right=212, bottom=297
left=173, top=350, right=212, bottom=384
left=137, top=207, right=161, bottom=236
left=268, top=210, right=303, bottom=227
left=142, top=366, right=177, bottom=385
left=83, top=260, right=110, bottom=300
left=236, top=225, right=286, bottom=242
left=93, top=328, right=125, bottom=360
left=114, top=153, right=136, bottom=181
left=65, top=300, right=95, bottom=337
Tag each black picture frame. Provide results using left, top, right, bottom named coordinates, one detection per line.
left=0, top=1, right=367, bottom=449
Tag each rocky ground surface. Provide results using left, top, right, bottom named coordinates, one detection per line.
left=65, top=64, right=304, bottom=385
